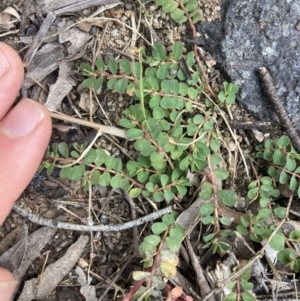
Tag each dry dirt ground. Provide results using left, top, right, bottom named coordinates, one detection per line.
left=0, top=1, right=297, bottom=301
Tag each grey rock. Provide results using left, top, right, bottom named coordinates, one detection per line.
left=197, top=0, right=300, bottom=128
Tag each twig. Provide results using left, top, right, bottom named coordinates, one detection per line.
left=258, top=67, right=300, bottom=153
left=49, top=111, right=127, bottom=138
left=185, top=239, right=215, bottom=301
left=12, top=203, right=174, bottom=232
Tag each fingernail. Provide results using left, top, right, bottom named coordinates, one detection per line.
left=0, top=100, right=44, bottom=138
left=0, top=50, right=10, bottom=78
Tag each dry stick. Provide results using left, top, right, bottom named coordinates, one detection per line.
left=12, top=204, right=174, bottom=232
left=49, top=111, right=127, bottom=138
left=185, top=239, right=215, bottom=301
left=258, top=67, right=300, bottom=153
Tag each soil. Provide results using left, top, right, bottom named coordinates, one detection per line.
left=0, top=1, right=297, bottom=301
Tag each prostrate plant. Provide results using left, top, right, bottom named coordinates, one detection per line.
left=132, top=212, right=185, bottom=299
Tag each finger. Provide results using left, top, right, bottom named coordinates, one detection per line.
left=0, top=267, right=17, bottom=301
left=0, top=98, right=52, bottom=224
left=0, top=42, right=24, bottom=120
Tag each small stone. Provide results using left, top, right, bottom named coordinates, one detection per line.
left=110, top=29, right=118, bottom=37
left=149, top=5, right=156, bottom=12
left=125, top=3, right=132, bottom=10
left=228, top=141, right=236, bottom=152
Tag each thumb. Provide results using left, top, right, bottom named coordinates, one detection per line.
left=0, top=98, right=52, bottom=224
left=0, top=267, right=17, bottom=301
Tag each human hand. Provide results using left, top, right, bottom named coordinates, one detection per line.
left=0, top=42, right=52, bottom=300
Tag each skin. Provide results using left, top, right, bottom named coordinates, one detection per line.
left=0, top=42, right=52, bottom=300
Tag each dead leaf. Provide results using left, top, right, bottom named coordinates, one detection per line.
left=24, top=42, right=64, bottom=89
left=36, top=235, right=89, bottom=300
left=2, top=6, right=21, bottom=21
left=75, top=266, right=97, bottom=301
left=44, top=60, right=76, bottom=111
left=13, top=227, right=57, bottom=281
left=0, top=224, right=28, bottom=272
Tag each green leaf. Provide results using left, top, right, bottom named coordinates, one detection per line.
left=214, top=168, right=229, bottom=180
left=179, top=155, right=191, bottom=171
left=171, top=42, right=183, bottom=60
left=166, top=237, right=181, bottom=252
left=110, top=174, right=122, bottom=188
left=149, top=95, right=161, bottom=109
left=290, top=176, right=298, bottom=190
left=152, top=222, right=168, bottom=234
left=108, top=59, right=118, bottom=74
left=115, top=78, right=128, bottom=94
left=220, top=217, right=232, bottom=226
left=153, top=107, right=165, bottom=119
left=268, top=166, right=277, bottom=177
left=134, top=139, right=156, bottom=156
left=127, top=128, right=144, bottom=139
left=94, top=149, right=107, bottom=166
left=277, top=248, right=295, bottom=264
left=146, top=76, right=159, bottom=91
left=279, top=170, right=288, bottom=184
left=187, top=87, right=198, bottom=99
left=273, top=149, right=285, bottom=165
left=263, top=150, right=273, bottom=161
left=119, top=118, right=135, bottom=129
left=80, top=62, right=94, bottom=74
left=247, top=187, right=259, bottom=200
left=217, top=190, right=237, bottom=206
left=192, top=12, right=202, bottom=24
left=153, top=191, right=165, bottom=202
left=93, top=76, right=103, bottom=90
left=129, top=188, right=142, bottom=198
left=68, top=165, right=85, bottom=181
left=137, top=171, right=149, bottom=183
left=156, top=64, right=169, bottom=79
left=99, top=172, right=111, bottom=186
left=241, top=291, right=256, bottom=301
left=224, top=293, right=237, bottom=301
left=286, top=154, right=296, bottom=171
left=210, top=155, right=222, bottom=165
left=176, top=185, right=187, bottom=196
left=107, top=77, right=117, bottom=90
left=150, top=152, right=166, bottom=171
left=200, top=203, right=214, bottom=217
left=162, top=214, right=175, bottom=226
left=171, top=9, right=188, bottom=23
left=58, top=142, right=69, bottom=158
left=160, top=174, right=169, bottom=187
left=120, top=59, right=131, bottom=75
left=185, top=0, right=198, bottom=12
left=277, top=135, right=290, bottom=148
left=90, top=170, right=100, bottom=185
left=82, top=77, right=95, bottom=87
left=162, top=0, right=178, bottom=13
left=132, top=271, right=151, bottom=281
left=60, top=166, right=71, bottom=178
left=199, top=182, right=213, bottom=200
left=84, top=148, right=97, bottom=164
left=274, top=207, right=286, bottom=218
left=152, top=44, right=166, bottom=61
left=170, top=225, right=184, bottom=240
left=270, top=234, right=285, bottom=251
left=236, top=225, right=248, bottom=235
left=95, top=58, right=105, bottom=71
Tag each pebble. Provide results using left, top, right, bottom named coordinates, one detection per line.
left=125, top=3, right=132, bottom=10
left=110, top=29, right=119, bottom=37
